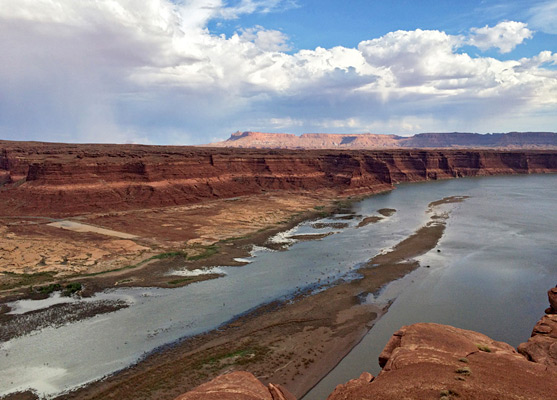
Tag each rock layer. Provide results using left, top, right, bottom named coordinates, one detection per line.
left=1, top=140, right=557, bottom=217
left=209, top=131, right=557, bottom=149
left=328, top=323, right=557, bottom=400
left=173, top=372, right=295, bottom=400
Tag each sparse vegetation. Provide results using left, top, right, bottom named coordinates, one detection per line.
left=194, top=346, right=269, bottom=371
left=149, top=251, right=188, bottom=260
left=167, top=277, right=193, bottom=285
left=81, top=264, right=138, bottom=277
left=333, top=199, right=353, bottom=213
left=0, top=271, right=56, bottom=291
left=37, top=283, right=62, bottom=295
left=440, top=389, right=460, bottom=398
left=80, top=251, right=187, bottom=279
left=219, top=235, right=250, bottom=243
left=62, top=282, right=82, bottom=296
left=455, top=366, right=471, bottom=376
left=476, top=344, right=492, bottom=352
left=33, top=282, right=82, bottom=296
left=458, top=357, right=469, bottom=363
left=187, top=245, right=219, bottom=261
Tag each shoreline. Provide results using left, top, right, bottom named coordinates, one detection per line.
left=46, top=195, right=462, bottom=400
left=1, top=175, right=548, bottom=400
left=0, top=190, right=375, bottom=298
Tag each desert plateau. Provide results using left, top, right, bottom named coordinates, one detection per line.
left=1, top=136, right=557, bottom=399
left=3, top=1, right=557, bottom=398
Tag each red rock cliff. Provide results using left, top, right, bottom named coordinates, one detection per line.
left=0, top=140, right=556, bottom=216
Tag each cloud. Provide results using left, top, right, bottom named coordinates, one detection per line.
left=0, top=1, right=556, bottom=144
left=239, top=26, right=291, bottom=51
left=468, top=21, right=533, bottom=53
left=528, top=0, right=557, bottom=34
left=218, top=0, right=299, bottom=19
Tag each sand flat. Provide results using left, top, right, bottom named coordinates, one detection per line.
left=47, top=220, right=138, bottom=239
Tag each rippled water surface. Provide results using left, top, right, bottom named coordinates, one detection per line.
left=305, top=174, right=557, bottom=399
left=1, top=174, right=556, bottom=398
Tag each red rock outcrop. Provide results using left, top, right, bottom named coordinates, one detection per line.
left=177, top=287, right=557, bottom=400
left=517, top=286, right=557, bottom=369
left=328, top=323, right=557, bottom=400
left=209, top=131, right=557, bottom=149
left=1, top=140, right=556, bottom=217
left=173, top=371, right=294, bottom=400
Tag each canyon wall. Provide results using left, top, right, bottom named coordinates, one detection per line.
left=1, top=140, right=557, bottom=216
left=209, top=131, right=557, bottom=149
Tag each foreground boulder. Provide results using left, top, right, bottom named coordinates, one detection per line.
left=174, top=371, right=295, bottom=400
left=517, top=286, right=557, bottom=368
left=176, top=287, right=557, bottom=400
left=328, top=323, right=557, bottom=400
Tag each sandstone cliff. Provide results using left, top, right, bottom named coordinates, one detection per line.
left=1, top=140, right=556, bottom=217
left=209, top=131, right=557, bottom=149
left=174, top=287, right=557, bottom=400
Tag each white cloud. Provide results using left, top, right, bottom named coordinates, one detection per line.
left=218, top=0, right=299, bottom=19
left=468, top=21, right=533, bottom=53
left=239, top=26, right=291, bottom=51
left=528, top=0, right=557, bottom=34
left=0, top=1, right=556, bottom=144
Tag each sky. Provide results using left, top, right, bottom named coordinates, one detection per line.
left=1, top=0, right=556, bottom=145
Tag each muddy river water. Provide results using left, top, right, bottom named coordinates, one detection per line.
left=1, top=174, right=556, bottom=398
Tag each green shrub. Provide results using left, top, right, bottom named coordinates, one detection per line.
left=62, top=282, right=82, bottom=296
left=454, top=367, right=471, bottom=376
left=476, top=344, right=492, bottom=352
left=37, top=283, right=62, bottom=295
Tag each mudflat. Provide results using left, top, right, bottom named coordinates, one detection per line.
left=0, top=191, right=338, bottom=296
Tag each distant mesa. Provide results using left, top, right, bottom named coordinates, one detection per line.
left=207, top=131, right=557, bottom=149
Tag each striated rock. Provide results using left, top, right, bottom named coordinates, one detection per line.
left=517, top=287, right=557, bottom=369
left=208, top=131, right=557, bottom=150
left=174, top=371, right=272, bottom=400
left=174, top=372, right=295, bottom=400
left=268, top=383, right=296, bottom=400
left=327, top=323, right=557, bottom=400
left=327, top=372, right=374, bottom=400
left=1, top=140, right=557, bottom=217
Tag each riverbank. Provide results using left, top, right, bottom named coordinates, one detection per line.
left=0, top=190, right=359, bottom=295
left=50, top=195, right=461, bottom=400
left=1, top=188, right=388, bottom=346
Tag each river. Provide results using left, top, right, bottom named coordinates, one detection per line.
left=1, top=174, right=556, bottom=398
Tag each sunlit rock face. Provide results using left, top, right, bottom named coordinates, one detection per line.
left=209, top=131, right=557, bottom=150
left=173, top=371, right=295, bottom=400
left=518, top=286, right=557, bottom=369
left=1, top=140, right=556, bottom=217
